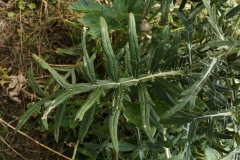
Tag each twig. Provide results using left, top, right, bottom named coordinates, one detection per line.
left=0, top=118, right=72, bottom=160
left=71, top=140, right=79, bottom=160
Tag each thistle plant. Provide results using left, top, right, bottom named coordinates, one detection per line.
left=16, top=0, right=240, bottom=159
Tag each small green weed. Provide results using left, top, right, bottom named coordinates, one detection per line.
left=17, top=0, right=240, bottom=159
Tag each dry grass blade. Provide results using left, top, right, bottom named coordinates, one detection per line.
left=0, top=136, right=26, bottom=160
left=0, top=118, right=72, bottom=160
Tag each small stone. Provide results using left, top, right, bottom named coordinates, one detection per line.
left=139, top=19, right=153, bottom=32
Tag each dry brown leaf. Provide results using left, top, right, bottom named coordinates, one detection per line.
left=5, top=74, right=26, bottom=103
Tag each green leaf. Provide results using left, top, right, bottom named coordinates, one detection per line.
left=202, top=0, right=215, bottom=21
left=115, top=48, right=125, bottom=61
left=147, top=26, right=169, bottom=72
left=206, top=40, right=240, bottom=47
left=78, top=5, right=121, bottom=39
left=179, top=0, right=187, bottom=11
left=174, top=9, right=191, bottom=31
left=231, top=82, right=240, bottom=90
left=203, top=87, right=228, bottom=106
left=153, top=80, right=176, bottom=106
left=165, top=154, right=184, bottom=160
left=113, top=0, right=128, bottom=12
left=205, top=146, right=220, bottom=160
left=16, top=90, right=65, bottom=132
left=18, top=1, right=25, bottom=10
left=226, top=4, right=240, bottom=19
left=220, top=145, right=240, bottom=160
left=78, top=103, right=96, bottom=143
left=137, top=82, right=155, bottom=142
left=28, top=67, right=45, bottom=97
left=142, top=0, right=154, bottom=18
left=109, top=110, right=120, bottom=152
left=32, top=54, right=72, bottom=89
left=75, top=87, right=103, bottom=121
left=173, top=10, right=193, bottom=64
left=206, top=118, right=214, bottom=142
left=108, top=141, right=136, bottom=152
left=184, top=144, right=194, bottom=160
left=147, top=141, right=174, bottom=149
left=208, top=142, right=229, bottom=154
left=160, top=0, right=172, bottom=25
left=69, top=0, right=102, bottom=14
left=42, top=90, right=77, bottom=129
left=155, top=77, right=182, bottom=98
left=27, top=3, right=36, bottom=10
left=56, top=44, right=82, bottom=57
left=68, top=119, right=78, bottom=129
left=123, top=103, right=142, bottom=128
left=128, top=13, right=141, bottom=77
left=100, top=17, right=119, bottom=82
left=161, top=57, right=218, bottom=119
left=195, top=98, right=207, bottom=110
left=202, top=0, right=224, bottom=40
left=115, top=12, right=130, bottom=21
left=83, top=142, right=104, bottom=150
left=160, top=114, right=193, bottom=126
left=149, top=107, right=163, bottom=131
left=163, top=34, right=181, bottom=69
left=187, top=120, right=200, bottom=143
left=54, top=101, right=66, bottom=142
left=50, top=65, right=77, bottom=85
left=82, top=27, right=97, bottom=84
left=188, top=4, right=204, bottom=20
left=7, top=12, right=14, bottom=18
left=127, top=0, right=144, bottom=14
